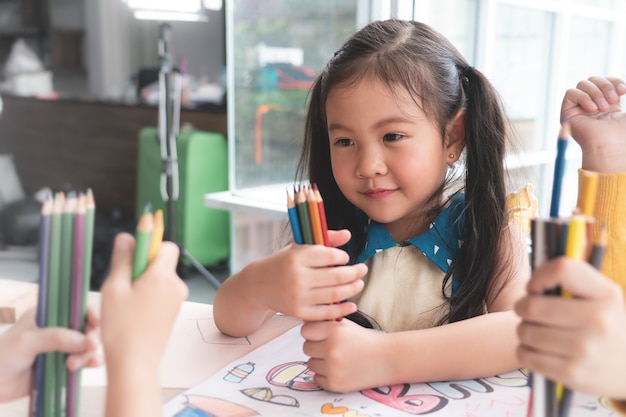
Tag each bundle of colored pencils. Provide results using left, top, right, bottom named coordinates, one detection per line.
left=31, top=190, right=95, bottom=417
left=286, top=183, right=329, bottom=246
left=530, top=121, right=607, bottom=417
left=132, top=204, right=164, bottom=281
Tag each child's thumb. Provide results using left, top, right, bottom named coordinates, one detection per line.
left=107, top=233, right=135, bottom=284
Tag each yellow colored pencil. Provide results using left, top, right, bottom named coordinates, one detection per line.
left=132, top=205, right=154, bottom=281
left=148, top=209, right=164, bottom=262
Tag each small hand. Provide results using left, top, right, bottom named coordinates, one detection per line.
left=100, top=233, right=187, bottom=368
left=0, top=306, right=101, bottom=402
left=249, top=229, right=367, bottom=322
left=561, top=76, right=626, bottom=172
left=515, top=257, right=626, bottom=398
left=301, top=319, right=389, bottom=393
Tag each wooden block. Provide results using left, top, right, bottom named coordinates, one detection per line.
left=0, top=279, right=38, bottom=324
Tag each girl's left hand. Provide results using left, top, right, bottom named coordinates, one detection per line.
left=301, top=320, right=389, bottom=393
left=0, top=306, right=102, bottom=402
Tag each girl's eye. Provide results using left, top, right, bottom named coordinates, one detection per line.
left=383, top=133, right=403, bottom=142
left=335, top=138, right=353, bottom=147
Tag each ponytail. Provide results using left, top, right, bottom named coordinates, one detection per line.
left=447, top=66, right=507, bottom=322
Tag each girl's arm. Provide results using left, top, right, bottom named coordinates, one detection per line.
left=101, top=234, right=188, bottom=417
left=303, top=309, right=521, bottom=393
left=303, top=225, right=529, bottom=392
left=213, top=229, right=367, bottom=338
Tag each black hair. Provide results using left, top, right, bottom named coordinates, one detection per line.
left=296, top=19, right=512, bottom=324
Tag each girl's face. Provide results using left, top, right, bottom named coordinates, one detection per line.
left=326, top=77, right=462, bottom=242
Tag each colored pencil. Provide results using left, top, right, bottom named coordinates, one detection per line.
left=549, top=120, right=570, bottom=218
left=576, top=170, right=599, bottom=218
left=295, top=186, right=314, bottom=244
left=43, top=192, right=64, bottom=417
left=287, top=189, right=304, bottom=244
left=67, top=193, right=86, bottom=417
left=57, top=192, right=77, bottom=417
left=148, top=209, right=164, bottom=262
left=307, top=187, right=324, bottom=245
left=133, top=204, right=154, bottom=281
left=31, top=193, right=53, bottom=417
left=81, top=189, right=96, bottom=327
left=313, top=184, right=330, bottom=247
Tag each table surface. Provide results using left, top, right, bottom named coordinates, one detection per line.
left=0, top=279, right=300, bottom=417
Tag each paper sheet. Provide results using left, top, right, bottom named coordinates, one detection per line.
left=163, top=325, right=616, bottom=417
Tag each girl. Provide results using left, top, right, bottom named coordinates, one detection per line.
left=213, top=19, right=531, bottom=393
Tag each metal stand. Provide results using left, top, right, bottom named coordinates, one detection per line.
left=157, top=22, right=221, bottom=289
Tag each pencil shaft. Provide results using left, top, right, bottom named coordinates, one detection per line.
left=307, top=189, right=324, bottom=245
left=148, top=209, right=164, bottom=262
left=287, top=204, right=303, bottom=244
left=133, top=206, right=154, bottom=281
left=32, top=195, right=52, bottom=417
left=549, top=139, right=568, bottom=217
left=295, top=189, right=314, bottom=244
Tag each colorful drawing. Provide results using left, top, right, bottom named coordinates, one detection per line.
left=224, top=362, right=255, bottom=383
left=173, top=395, right=258, bottom=417
left=361, top=384, right=448, bottom=414
left=266, top=361, right=320, bottom=391
left=240, top=387, right=300, bottom=407
left=162, top=325, right=617, bottom=417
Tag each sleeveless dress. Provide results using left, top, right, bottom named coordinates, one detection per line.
left=350, top=186, right=536, bottom=332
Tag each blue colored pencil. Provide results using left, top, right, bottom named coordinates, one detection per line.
left=287, top=189, right=303, bottom=244
left=31, top=193, right=53, bottom=417
left=549, top=120, right=570, bottom=217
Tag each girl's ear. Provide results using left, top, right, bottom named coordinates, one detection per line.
left=445, top=109, right=466, bottom=163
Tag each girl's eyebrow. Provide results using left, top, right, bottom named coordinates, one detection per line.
left=328, top=116, right=416, bottom=132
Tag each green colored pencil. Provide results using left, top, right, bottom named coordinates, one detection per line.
left=132, top=204, right=153, bottom=281
left=57, top=191, right=76, bottom=416
left=43, top=192, right=64, bottom=417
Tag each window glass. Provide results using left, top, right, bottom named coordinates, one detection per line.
left=413, top=0, right=477, bottom=62
left=491, top=5, right=552, bottom=154
left=229, top=0, right=360, bottom=190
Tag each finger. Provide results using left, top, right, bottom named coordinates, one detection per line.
left=516, top=344, right=569, bottom=383
left=526, top=258, right=621, bottom=301
left=103, top=233, right=135, bottom=288
left=562, top=86, right=598, bottom=115
left=27, top=327, right=86, bottom=357
left=588, top=76, right=625, bottom=105
left=517, top=320, right=582, bottom=356
left=327, top=229, right=351, bottom=248
left=147, top=240, right=180, bottom=272
left=292, top=244, right=352, bottom=268
left=583, top=76, right=617, bottom=110
left=608, top=76, right=626, bottom=96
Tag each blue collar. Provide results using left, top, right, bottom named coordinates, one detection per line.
left=355, top=193, right=465, bottom=275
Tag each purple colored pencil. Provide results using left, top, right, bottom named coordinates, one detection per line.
left=30, top=193, right=53, bottom=417
left=66, top=193, right=86, bottom=417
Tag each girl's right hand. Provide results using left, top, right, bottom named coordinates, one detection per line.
left=561, top=76, right=626, bottom=173
left=244, top=229, right=367, bottom=322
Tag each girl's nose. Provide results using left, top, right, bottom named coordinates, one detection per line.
left=355, top=148, right=387, bottom=178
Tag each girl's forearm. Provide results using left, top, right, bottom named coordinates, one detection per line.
left=383, top=311, right=520, bottom=384
left=105, top=360, right=162, bottom=417
left=213, top=267, right=276, bottom=337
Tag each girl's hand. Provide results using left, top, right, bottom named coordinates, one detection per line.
left=246, top=229, right=367, bottom=322
left=100, top=233, right=188, bottom=368
left=515, top=257, right=626, bottom=399
left=561, top=76, right=626, bottom=173
left=301, top=320, right=389, bottom=393
left=0, top=306, right=101, bottom=402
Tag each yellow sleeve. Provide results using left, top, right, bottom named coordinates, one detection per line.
left=505, top=183, right=538, bottom=235
left=579, top=169, right=626, bottom=294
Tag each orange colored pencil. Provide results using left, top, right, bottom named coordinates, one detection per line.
left=307, top=186, right=324, bottom=245
left=313, top=184, right=329, bottom=246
